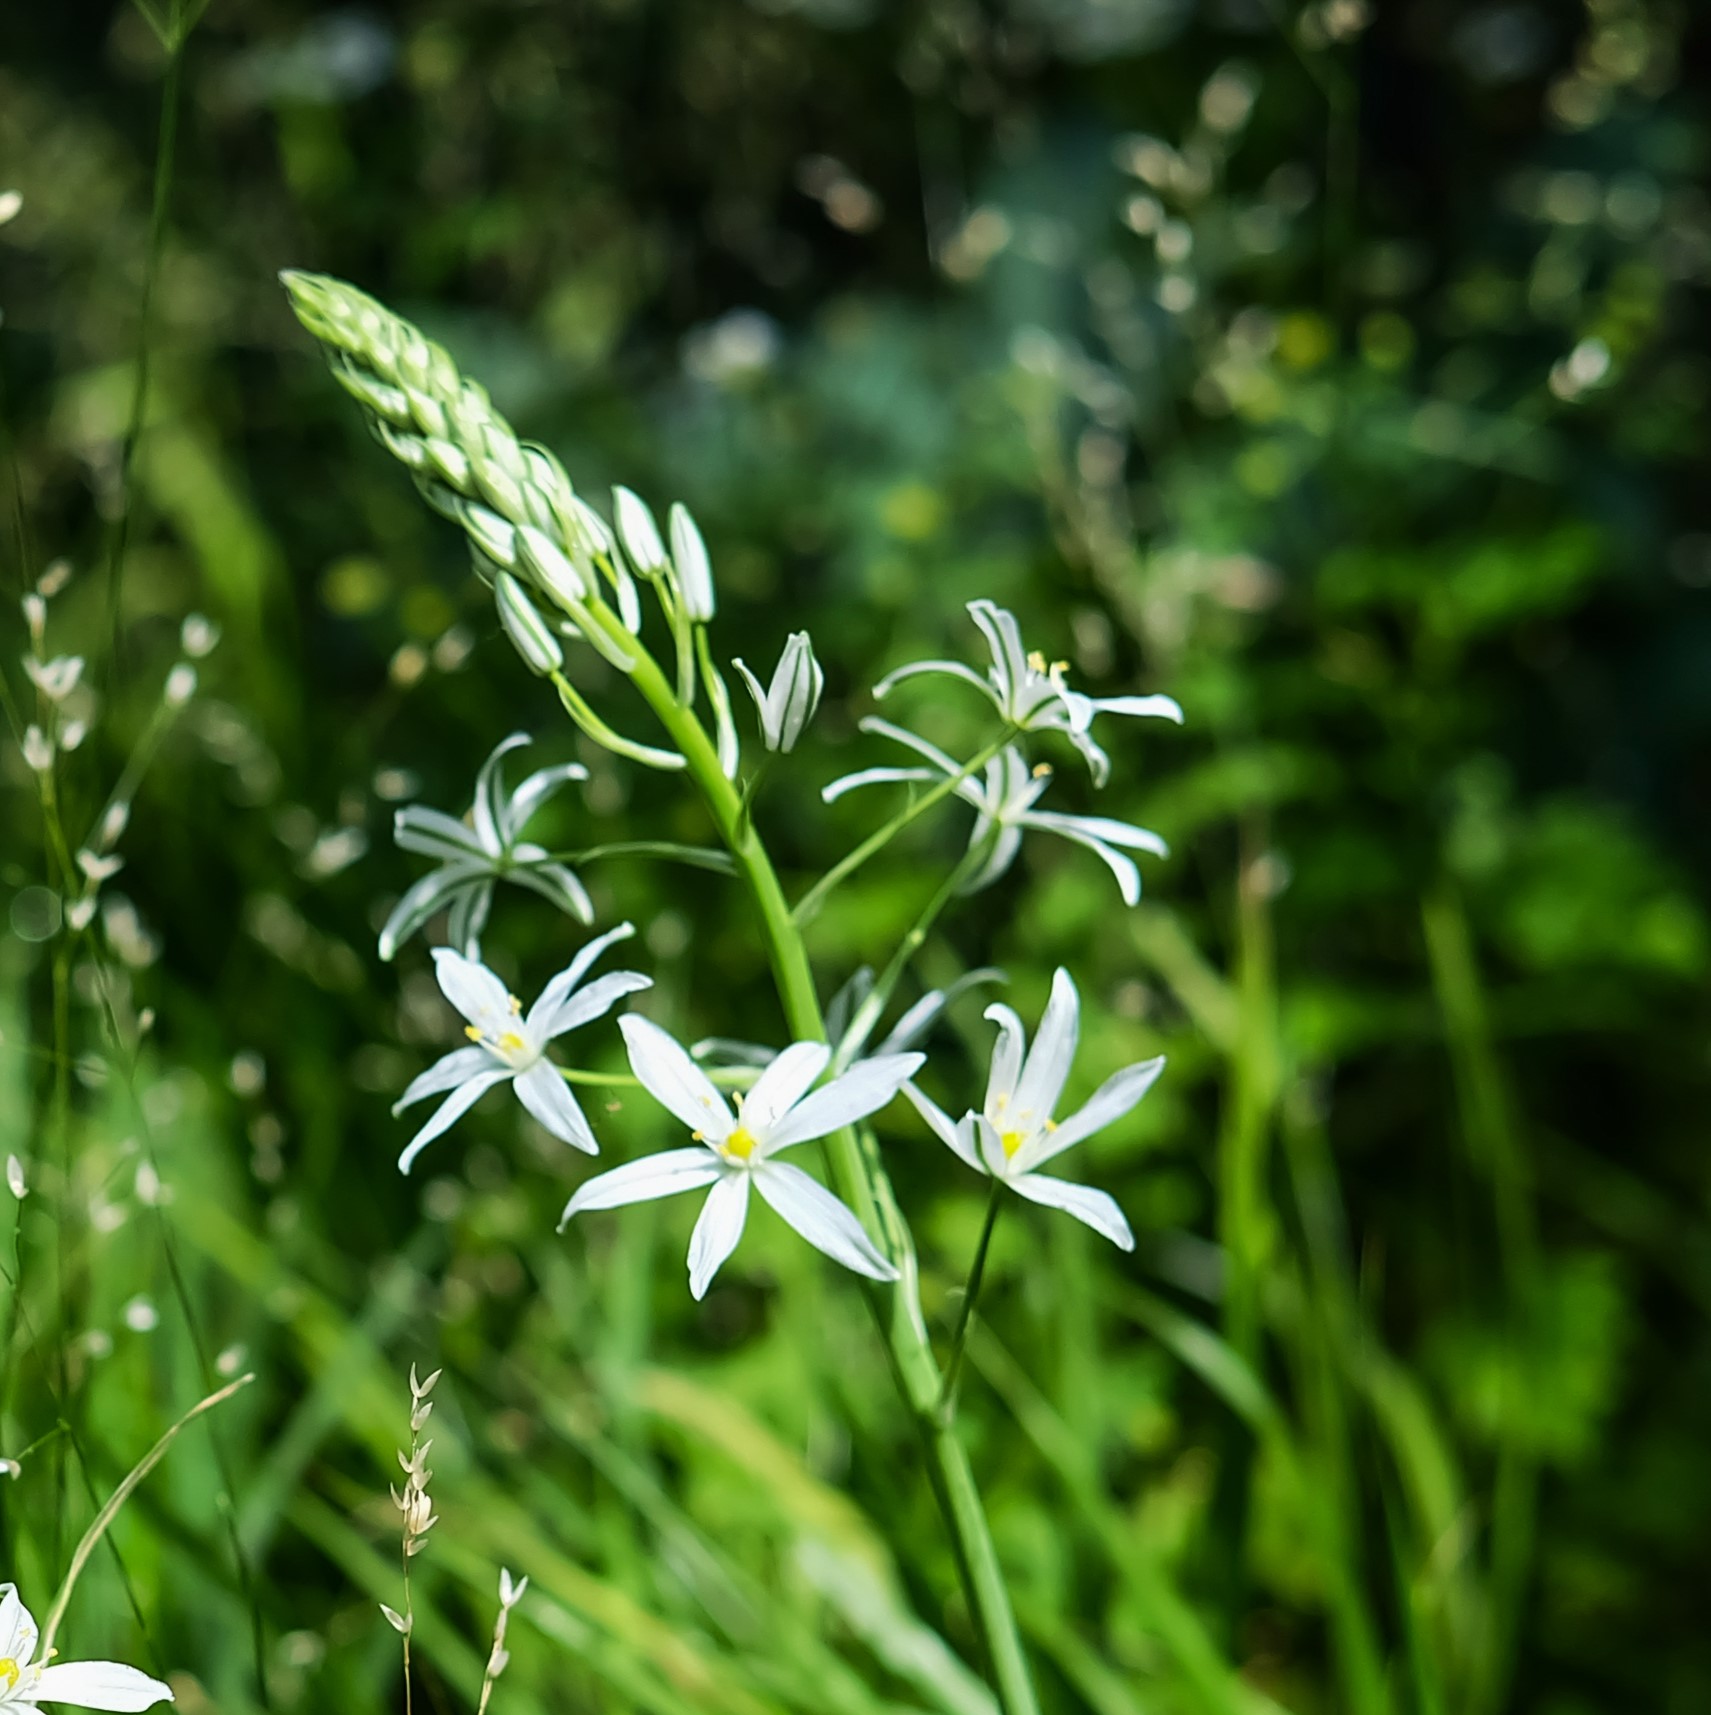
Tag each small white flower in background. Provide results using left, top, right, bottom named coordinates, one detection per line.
left=667, top=503, right=715, bottom=622
left=22, top=657, right=82, bottom=701
left=97, top=802, right=130, bottom=850
left=734, top=631, right=824, bottom=753
left=393, top=926, right=651, bottom=1173
left=0, top=1583, right=174, bottom=1713
left=4, top=1157, right=23, bottom=1200
left=162, top=664, right=196, bottom=709
left=906, top=968, right=1163, bottom=1250
left=825, top=725, right=1169, bottom=905
left=382, top=733, right=593, bottom=960
left=479, top=1568, right=529, bottom=1713
left=77, top=851, right=125, bottom=886
left=178, top=614, right=220, bottom=659
left=561, top=1016, right=919, bottom=1298
left=494, top=573, right=564, bottom=677
left=20, top=597, right=46, bottom=645
left=0, top=192, right=20, bottom=227
left=0, top=1461, right=19, bottom=1481
left=613, top=486, right=668, bottom=575
left=876, top=599, right=1182, bottom=786
left=57, top=722, right=87, bottom=754
left=21, top=728, right=52, bottom=773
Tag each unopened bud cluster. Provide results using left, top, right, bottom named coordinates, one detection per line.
left=391, top=1364, right=440, bottom=1562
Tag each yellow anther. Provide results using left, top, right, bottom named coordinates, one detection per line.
left=1027, top=650, right=1048, bottom=673
left=1031, top=762, right=1053, bottom=779
left=495, top=1031, right=527, bottom=1055
left=1052, top=658, right=1069, bottom=674
left=1045, top=1118, right=1058, bottom=1133
left=507, top=994, right=523, bottom=1015
left=464, top=1025, right=484, bottom=1043
left=1000, top=1130, right=1025, bottom=1159
left=0, top=1659, right=20, bottom=1691
left=724, top=1127, right=758, bottom=1161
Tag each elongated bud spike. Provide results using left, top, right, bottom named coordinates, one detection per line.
left=613, top=486, right=668, bottom=575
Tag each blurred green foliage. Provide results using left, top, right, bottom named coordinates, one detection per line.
left=4, top=2, right=1711, bottom=1713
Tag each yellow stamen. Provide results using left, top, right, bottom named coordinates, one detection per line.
left=724, top=1127, right=758, bottom=1161
left=464, top=1025, right=483, bottom=1043
left=0, top=1659, right=20, bottom=1691
left=1000, top=1130, right=1026, bottom=1159
left=1027, top=650, right=1047, bottom=673
left=1031, top=762, right=1053, bottom=780
left=507, top=994, right=523, bottom=1015
left=495, top=1031, right=526, bottom=1055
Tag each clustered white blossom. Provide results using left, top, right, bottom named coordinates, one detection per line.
left=382, top=593, right=1175, bottom=1296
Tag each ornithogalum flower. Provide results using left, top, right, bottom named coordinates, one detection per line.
left=393, top=927, right=650, bottom=1172
left=824, top=723, right=1169, bottom=905
left=0, top=1584, right=173, bottom=1713
left=906, top=968, right=1163, bottom=1250
left=561, top=1016, right=920, bottom=1298
left=734, top=631, right=824, bottom=753
left=380, top=733, right=593, bottom=960
left=875, top=599, right=1182, bottom=786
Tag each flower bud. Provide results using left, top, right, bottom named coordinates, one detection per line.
left=734, top=631, right=824, bottom=753
left=517, top=523, right=594, bottom=605
left=613, top=487, right=668, bottom=574
left=668, top=503, right=715, bottom=622
left=495, top=574, right=564, bottom=676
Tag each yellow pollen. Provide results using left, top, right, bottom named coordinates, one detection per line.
left=0, top=1659, right=20, bottom=1691
left=1000, top=1130, right=1026, bottom=1159
left=1045, top=1118, right=1058, bottom=1133
left=724, top=1127, right=758, bottom=1161
left=507, top=994, right=523, bottom=1015
left=1031, top=762, right=1053, bottom=779
left=1053, top=658, right=1069, bottom=674
left=496, top=1030, right=527, bottom=1055
left=464, top=1025, right=483, bottom=1043
left=1027, top=650, right=1047, bottom=673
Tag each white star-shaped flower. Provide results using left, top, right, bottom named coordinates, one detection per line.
left=561, top=1016, right=921, bottom=1298
left=874, top=599, right=1182, bottom=785
left=0, top=1584, right=172, bottom=1713
left=380, top=733, right=592, bottom=961
left=393, top=927, right=650, bottom=1172
left=825, top=724, right=1168, bottom=905
left=905, top=968, right=1163, bottom=1250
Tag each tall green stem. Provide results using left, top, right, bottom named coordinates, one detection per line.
left=940, top=1184, right=1002, bottom=1417
left=578, top=605, right=1040, bottom=1715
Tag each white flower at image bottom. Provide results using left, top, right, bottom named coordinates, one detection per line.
left=561, top=1016, right=922, bottom=1298
left=906, top=968, right=1163, bottom=1250
left=0, top=1585, right=172, bottom=1713
left=394, top=926, right=651, bottom=1172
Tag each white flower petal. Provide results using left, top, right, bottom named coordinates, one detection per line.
left=902, top=1083, right=985, bottom=1173
left=967, top=600, right=1030, bottom=706
left=534, top=970, right=651, bottom=1042
left=958, top=820, right=1023, bottom=895
left=620, top=1015, right=734, bottom=1140
left=397, top=1070, right=510, bottom=1173
left=526, top=923, right=638, bottom=1031
left=394, top=1045, right=492, bottom=1112
left=0, top=1584, right=35, bottom=1662
left=1066, top=724, right=1113, bottom=787
left=512, top=1061, right=597, bottom=1153
left=501, top=762, right=586, bottom=843
left=1021, top=816, right=1142, bottom=905
left=508, top=862, right=595, bottom=925
left=755, top=1161, right=897, bottom=1281
left=821, top=766, right=937, bottom=804
left=856, top=716, right=966, bottom=777
left=378, top=866, right=485, bottom=962
left=1026, top=810, right=1169, bottom=856
left=687, top=1173, right=750, bottom=1298
left=743, top=1042, right=830, bottom=1135
left=446, top=879, right=495, bottom=957
left=1009, top=1173, right=1134, bottom=1250
left=431, top=949, right=514, bottom=1031
left=395, top=806, right=488, bottom=861
left=1016, top=1056, right=1165, bottom=1172
left=1090, top=692, right=1184, bottom=724
left=764, top=1052, right=923, bottom=1151
left=981, top=1004, right=1027, bottom=1109
left=871, top=658, right=993, bottom=702
left=472, top=733, right=532, bottom=852
left=1011, top=968, right=1078, bottom=1127
left=560, top=1149, right=725, bottom=1224
left=30, top=1661, right=174, bottom=1712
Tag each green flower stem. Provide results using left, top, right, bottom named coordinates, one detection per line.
left=574, top=601, right=1041, bottom=1715
left=939, top=1181, right=1003, bottom=1419
left=791, top=728, right=1016, bottom=927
